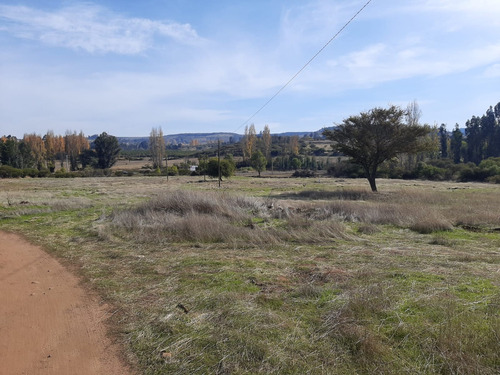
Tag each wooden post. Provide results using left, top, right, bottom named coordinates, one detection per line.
left=218, top=139, right=221, bottom=188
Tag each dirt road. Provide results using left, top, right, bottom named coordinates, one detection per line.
left=0, top=231, right=134, bottom=375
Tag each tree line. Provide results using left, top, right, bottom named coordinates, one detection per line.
left=326, top=101, right=500, bottom=189
left=0, top=131, right=120, bottom=177
left=1, top=101, right=499, bottom=185
left=442, top=103, right=500, bottom=164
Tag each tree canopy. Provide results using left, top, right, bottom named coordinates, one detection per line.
left=206, top=157, right=235, bottom=179
left=250, top=150, right=267, bottom=176
left=94, top=132, right=121, bottom=169
left=323, top=105, right=431, bottom=191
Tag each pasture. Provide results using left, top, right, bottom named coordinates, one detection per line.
left=1, top=175, right=499, bottom=374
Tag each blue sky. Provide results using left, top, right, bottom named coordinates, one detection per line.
left=1, top=0, right=499, bottom=137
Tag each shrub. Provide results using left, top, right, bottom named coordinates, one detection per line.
left=0, top=165, right=23, bottom=178
left=37, top=168, right=51, bottom=177
left=54, top=168, right=76, bottom=178
left=459, top=163, right=490, bottom=182
left=206, top=158, right=235, bottom=179
left=416, top=163, right=446, bottom=181
left=327, top=160, right=364, bottom=178
left=22, top=168, right=39, bottom=178
left=164, top=165, right=178, bottom=176
left=487, top=175, right=500, bottom=184
left=292, top=169, right=316, bottom=178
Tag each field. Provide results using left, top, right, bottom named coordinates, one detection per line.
left=1, top=175, right=499, bottom=374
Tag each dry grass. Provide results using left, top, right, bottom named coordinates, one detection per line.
left=110, top=190, right=351, bottom=245
left=1, top=176, right=499, bottom=374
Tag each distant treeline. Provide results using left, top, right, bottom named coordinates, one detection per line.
left=1, top=102, right=499, bottom=182
left=329, top=102, right=500, bottom=183
left=0, top=131, right=89, bottom=173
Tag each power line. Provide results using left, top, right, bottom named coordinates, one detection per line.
left=236, top=0, right=373, bottom=132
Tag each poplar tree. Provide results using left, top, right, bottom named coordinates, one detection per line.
left=149, top=127, right=165, bottom=170
left=262, top=124, right=272, bottom=160
left=242, top=124, right=256, bottom=161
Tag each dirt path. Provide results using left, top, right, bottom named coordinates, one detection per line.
left=0, top=232, right=135, bottom=375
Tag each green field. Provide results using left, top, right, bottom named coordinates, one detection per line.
left=1, top=176, right=499, bottom=374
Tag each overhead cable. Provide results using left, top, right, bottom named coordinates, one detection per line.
left=236, top=0, right=373, bottom=132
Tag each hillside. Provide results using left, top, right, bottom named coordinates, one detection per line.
left=92, top=129, right=329, bottom=150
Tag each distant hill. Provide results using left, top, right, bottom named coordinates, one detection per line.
left=89, top=129, right=328, bottom=150
left=112, top=133, right=242, bottom=150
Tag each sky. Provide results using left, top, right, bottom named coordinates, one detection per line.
left=1, top=0, right=499, bottom=137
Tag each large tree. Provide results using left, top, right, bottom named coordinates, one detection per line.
left=94, top=132, right=120, bottom=169
left=323, top=105, right=431, bottom=192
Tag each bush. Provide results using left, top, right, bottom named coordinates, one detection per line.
left=207, top=158, right=235, bottom=179
left=459, top=163, right=490, bottom=182
left=160, top=165, right=178, bottom=176
left=292, top=169, right=316, bottom=178
left=416, top=163, right=446, bottom=181
left=22, top=168, right=39, bottom=178
left=327, top=161, right=364, bottom=178
left=458, top=158, right=500, bottom=182
left=38, top=168, right=51, bottom=177
left=0, top=165, right=23, bottom=178
left=487, top=175, right=500, bottom=184
left=54, top=168, right=76, bottom=178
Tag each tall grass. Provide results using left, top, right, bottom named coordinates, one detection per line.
left=110, top=191, right=350, bottom=245
left=111, top=188, right=466, bottom=247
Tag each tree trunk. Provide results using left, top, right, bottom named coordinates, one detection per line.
left=364, top=166, right=378, bottom=192
left=367, top=175, right=377, bottom=192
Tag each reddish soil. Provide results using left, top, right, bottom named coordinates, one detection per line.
left=0, top=232, right=135, bottom=375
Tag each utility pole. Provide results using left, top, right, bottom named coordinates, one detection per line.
left=218, top=139, right=221, bottom=188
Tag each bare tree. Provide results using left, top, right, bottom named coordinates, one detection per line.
left=149, top=127, right=165, bottom=170
left=243, top=124, right=256, bottom=161
left=406, top=100, right=422, bottom=126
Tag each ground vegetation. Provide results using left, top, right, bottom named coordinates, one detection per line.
left=0, top=176, right=499, bottom=374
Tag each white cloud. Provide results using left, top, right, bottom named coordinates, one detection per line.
left=419, top=0, right=500, bottom=14
left=0, top=4, right=202, bottom=54
left=308, top=40, right=500, bottom=93
left=1, top=0, right=499, bottom=136
left=400, top=0, right=500, bottom=32
left=484, top=63, right=500, bottom=78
